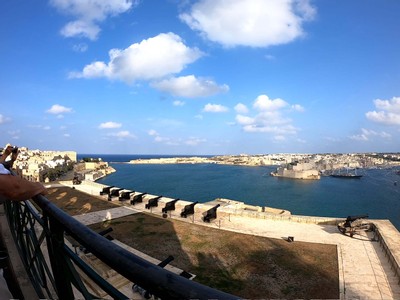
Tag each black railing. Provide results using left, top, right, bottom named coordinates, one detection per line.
left=4, top=194, right=238, bottom=299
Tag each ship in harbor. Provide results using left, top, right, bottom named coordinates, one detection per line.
left=330, top=168, right=363, bottom=179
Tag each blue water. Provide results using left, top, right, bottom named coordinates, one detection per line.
left=80, top=154, right=400, bottom=230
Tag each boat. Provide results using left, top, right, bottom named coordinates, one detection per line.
left=330, top=168, right=362, bottom=179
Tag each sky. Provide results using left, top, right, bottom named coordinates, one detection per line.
left=0, top=0, right=399, bottom=155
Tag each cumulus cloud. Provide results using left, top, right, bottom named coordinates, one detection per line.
left=253, top=95, right=288, bottom=111
left=69, top=33, right=203, bottom=83
left=366, top=97, right=400, bottom=125
left=291, top=104, right=305, bottom=112
left=203, top=103, right=229, bottom=113
left=350, top=128, right=391, bottom=141
left=99, top=121, right=122, bottom=129
left=151, top=75, right=229, bottom=98
left=235, top=94, right=302, bottom=136
left=107, top=130, right=136, bottom=139
left=180, top=0, right=316, bottom=48
left=50, top=0, right=134, bottom=40
left=46, top=104, right=73, bottom=115
left=234, top=103, right=249, bottom=114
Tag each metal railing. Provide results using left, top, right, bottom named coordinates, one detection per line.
left=4, top=194, right=237, bottom=299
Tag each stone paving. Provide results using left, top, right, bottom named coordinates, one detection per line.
left=66, top=182, right=400, bottom=299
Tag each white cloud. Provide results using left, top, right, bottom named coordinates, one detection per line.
left=150, top=131, right=205, bottom=147
left=374, top=97, right=400, bottom=112
left=180, top=0, right=316, bottom=48
left=46, top=104, right=73, bottom=115
left=152, top=75, right=229, bottom=98
left=72, top=43, right=88, bottom=52
left=291, top=104, right=305, bottom=112
left=148, top=129, right=158, bottom=136
left=236, top=114, right=254, bottom=125
left=366, top=97, right=400, bottom=125
left=234, top=103, right=249, bottom=114
left=99, top=121, right=122, bottom=129
left=107, top=130, right=136, bottom=139
left=64, top=133, right=71, bottom=137
left=253, top=95, right=288, bottom=111
left=50, top=0, right=134, bottom=40
left=0, top=114, right=10, bottom=124
left=185, top=137, right=206, bottom=146
left=203, top=103, right=229, bottom=113
left=350, top=128, right=392, bottom=141
left=70, top=33, right=203, bottom=83
left=273, top=135, right=286, bottom=142
left=235, top=94, right=302, bottom=136
left=173, top=100, right=185, bottom=106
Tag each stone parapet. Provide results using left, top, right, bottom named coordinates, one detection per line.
left=373, top=220, right=400, bottom=284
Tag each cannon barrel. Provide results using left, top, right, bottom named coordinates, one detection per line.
left=181, top=201, right=198, bottom=218
left=119, top=191, right=135, bottom=200
left=343, top=214, right=368, bottom=227
left=202, top=204, right=220, bottom=223
left=346, top=214, right=368, bottom=222
left=97, top=227, right=113, bottom=236
left=100, top=186, right=114, bottom=195
left=162, top=199, right=179, bottom=213
left=145, top=196, right=163, bottom=209
left=110, top=188, right=123, bottom=197
left=157, top=255, right=174, bottom=268
left=130, top=193, right=147, bottom=205
left=132, top=255, right=175, bottom=299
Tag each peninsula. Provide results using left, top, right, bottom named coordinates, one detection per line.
left=129, top=153, right=400, bottom=170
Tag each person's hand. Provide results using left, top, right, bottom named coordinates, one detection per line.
left=10, top=148, right=19, bottom=162
left=3, top=144, right=12, bottom=157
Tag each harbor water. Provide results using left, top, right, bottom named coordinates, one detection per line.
left=83, top=155, right=400, bottom=230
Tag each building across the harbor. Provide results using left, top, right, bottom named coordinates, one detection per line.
left=271, top=161, right=320, bottom=180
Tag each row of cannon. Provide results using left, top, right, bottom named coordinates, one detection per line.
left=99, top=185, right=220, bottom=223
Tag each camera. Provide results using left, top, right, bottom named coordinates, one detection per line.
left=11, top=146, right=18, bottom=154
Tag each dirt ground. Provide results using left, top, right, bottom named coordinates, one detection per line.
left=47, top=187, right=339, bottom=299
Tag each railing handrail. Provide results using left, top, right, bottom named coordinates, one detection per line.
left=29, top=194, right=238, bottom=299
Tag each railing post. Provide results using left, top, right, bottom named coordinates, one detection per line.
left=45, top=215, right=75, bottom=299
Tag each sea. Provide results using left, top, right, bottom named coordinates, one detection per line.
left=79, top=154, right=400, bottom=230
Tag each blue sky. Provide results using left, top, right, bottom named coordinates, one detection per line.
left=1, top=0, right=399, bottom=155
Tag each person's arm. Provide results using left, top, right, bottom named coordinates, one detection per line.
left=0, top=175, right=47, bottom=201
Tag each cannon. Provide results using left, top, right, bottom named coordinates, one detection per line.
left=119, top=190, right=134, bottom=201
left=202, top=204, right=220, bottom=223
left=132, top=255, right=174, bottom=299
left=145, top=196, right=162, bottom=209
left=100, top=186, right=114, bottom=195
left=130, top=193, right=147, bottom=205
left=110, top=188, right=123, bottom=197
left=337, top=214, right=373, bottom=237
left=162, top=199, right=179, bottom=213
left=180, top=201, right=198, bottom=218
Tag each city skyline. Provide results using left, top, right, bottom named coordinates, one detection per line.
left=1, top=0, right=399, bottom=155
